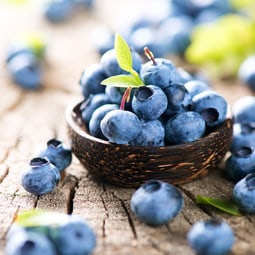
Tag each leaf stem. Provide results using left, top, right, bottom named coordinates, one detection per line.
left=144, top=47, right=157, bottom=65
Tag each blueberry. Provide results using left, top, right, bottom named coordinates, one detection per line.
left=79, top=64, right=107, bottom=100
left=232, top=96, right=255, bottom=124
left=157, top=15, right=193, bottom=55
left=233, top=173, right=255, bottom=214
left=173, top=68, right=193, bottom=84
left=5, top=228, right=56, bottom=255
left=225, top=146, right=255, bottom=182
left=7, top=52, right=42, bottom=89
left=6, top=45, right=34, bottom=64
left=44, top=0, right=75, bottom=23
left=163, top=83, right=192, bottom=118
left=238, top=55, right=255, bottom=92
left=129, top=119, right=165, bottom=146
left=192, top=90, right=228, bottom=127
left=140, top=58, right=178, bottom=89
left=21, top=157, right=60, bottom=196
left=100, top=109, right=141, bottom=144
left=131, top=180, right=184, bottom=226
left=89, top=103, right=119, bottom=140
left=184, top=79, right=211, bottom=99
left=100, top=48, right=142, bottom=77
left=36, top=138, right=72, bottom=172
left=187, top=218, right=235, bottom=255
left=165, top=111, right=206, bottom=145
left=80, top=93, right=111, bottom=126
left=105, top=86, right=124, bottom=104
left=73, top=0, right=94, bottom=9
left=230, top=122, right=255, bottom=153
left=132, top=85, right=168, bottom=120
left=129, top=27, right=168, bottom=58
left=49, top=215, right=96, bottom=255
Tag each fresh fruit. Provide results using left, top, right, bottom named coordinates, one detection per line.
left=238, top=55, right=255, bottom=92
left=187, top=218, right=235, bottom=255
left=35, top=138, right=72, bottom=172
left=89, top=103, right=119, bottom=140
left=191, top=90, right=228, bottom=127
left=139, top=48, right=178, bottom=89
left=100, top=109, right=141, bottom=144
left=5, top=229, right=56, bottom=255
left=184, top=79, right=211, bottom=98
left=6, top=210, right=96, bottom=255
left=79, top=64, right=107, bottom=100
left=131, top=85, right=168, bottom=120
left=233, top=173, right=255, bottom=214
left=225, top=146, right=255, bottom=182
left=49, top=215, right=96, bottom=255
left=129, top=119, right=165, bottom=146
left=21, top=157, right=60, bottom=196
left=130, top=180, right=184, bottom=226
left=165, top=111, right=206, bottom=145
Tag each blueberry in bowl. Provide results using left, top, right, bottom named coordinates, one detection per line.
left=65, top=33, right=233, bottom=188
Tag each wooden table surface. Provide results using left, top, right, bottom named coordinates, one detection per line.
left=1, top=1, right=255, bottom=254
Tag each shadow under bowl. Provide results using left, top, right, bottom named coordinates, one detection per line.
left=66, top=101, right=233, bottom=188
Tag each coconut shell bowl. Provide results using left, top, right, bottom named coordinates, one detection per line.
left=66, top=101, right=233, bottom=188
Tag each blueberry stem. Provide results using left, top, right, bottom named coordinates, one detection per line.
left=144, top=47, right=157, bottom=65
left=120, top=87, right=132, bottom=110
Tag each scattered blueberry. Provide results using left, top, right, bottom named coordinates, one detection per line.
left=5, top=230, right=56, bottom=255
left=36, top=138, right=72, bottom=172
left=49, top=215, right=96, bottom=255
left=6, top=51, right=42, bottom=89
left=187, top=217, right=235, bottom=255
left=100, top=109, right=141, bottom=144
left=21, top=157, right=60, bottom=196
left=233, top=173, right=255, bottom=214
left=130, top=180, right=184, bottom=226
left=238, top=55, right=255, bottom=92
left=165, top=111, right=206, bottom=145
left=225, top=146, right=255, bottom=182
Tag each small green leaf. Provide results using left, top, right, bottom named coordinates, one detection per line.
left=101, top=74, right=143, bottom=88
left=115, top=33, right=133, bottom=73
left=196, top=195, right=242, bottom=216
left=15, top=209, right=69, bottom=227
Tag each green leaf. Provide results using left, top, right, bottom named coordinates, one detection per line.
left=114, top=33, right=133, bottom=73
left=101, top=74, right=143, bottom=88
left=196, top=195, right=242, bottom=216
left=15, top=209, right=69, bottom=227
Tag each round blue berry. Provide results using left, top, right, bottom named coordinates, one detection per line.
left=49, top=215, right=96, bottom=255
left=21, top=157, right=60, bottom=196
left=5, top=228, right=55, bottom=255
left=100, top=109, right=141, bottom=144
left=187, top=218, right=235, bottom=255
left=131, top=180, right=184, bottom=226
left=165, top=111, right=206, bottom=145
left=132, top=85, right=168, bottom=120
left=36, top=138, right=72, bottom=172
left=233, top=173, right=255, bottom=214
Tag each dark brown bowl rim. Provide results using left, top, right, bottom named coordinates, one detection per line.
left=65, top=100, right=233, bottom=151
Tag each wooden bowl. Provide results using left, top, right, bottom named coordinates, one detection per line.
left=66, top=101, right=233, bottom=188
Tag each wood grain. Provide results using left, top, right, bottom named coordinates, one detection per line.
left=0, top=1, right=255, bottom=255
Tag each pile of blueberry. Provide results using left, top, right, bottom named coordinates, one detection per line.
left=44, top=0, right=94, bottom=23
left=224, top=96, right=255, bottom=214
left=79, top=40, right=228, bottom=146
left=21, top=138, right=72, bottom=196
left=5, top=210, right=96, bottom=255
